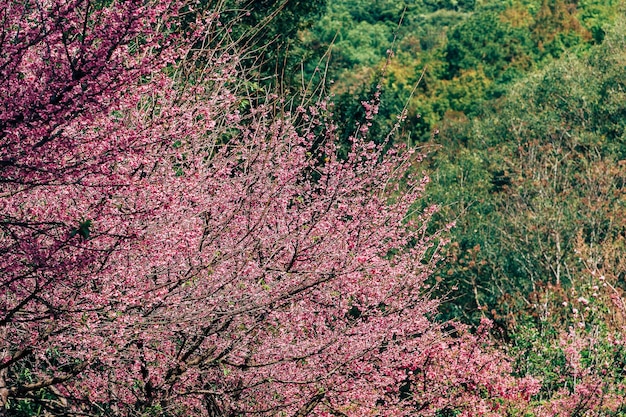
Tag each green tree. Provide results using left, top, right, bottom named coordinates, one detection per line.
left=444, top=8, right=536, bottom=79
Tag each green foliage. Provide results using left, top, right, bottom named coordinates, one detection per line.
left=69, top=219, right=93, bottom=240
left=300, top=0, right=399, bottom=76
left=296, top=0, right=621, bottom=146
left=577, top=0, right=623, bottom=42
left=423, top=0, right=476, bottom=12
left=423, top=17, right=626, bottom=327
left=216, top=0, right=328, bottom=88
left=444, top=9, right=536, bottom=79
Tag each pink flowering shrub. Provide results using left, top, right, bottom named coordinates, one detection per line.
left=399, top=319, right=541, bottom=416
left=6, top=1, right=621, bottom=416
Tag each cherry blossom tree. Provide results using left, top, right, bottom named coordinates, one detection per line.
left=1, top=0, right=206, bottom=411
left=1, top=1, right=542, bottom=416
